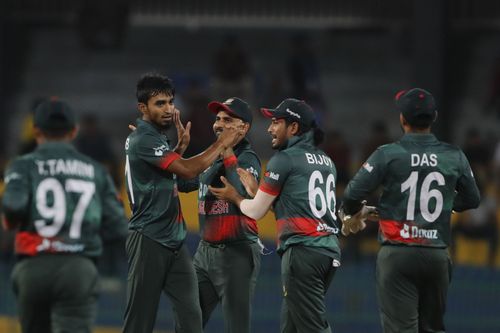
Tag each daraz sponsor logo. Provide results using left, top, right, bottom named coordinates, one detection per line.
left=400, top=224, right=438, bottom=240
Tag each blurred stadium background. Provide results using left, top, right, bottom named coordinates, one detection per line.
left=1, top=0, right=500, bottom=332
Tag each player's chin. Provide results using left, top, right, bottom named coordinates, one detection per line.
left=158, top=119, right=173, bottom=129
left=271, top=138, right=279, bottom=148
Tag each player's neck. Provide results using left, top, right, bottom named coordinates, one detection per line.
left=403, top=126, right=432, bottom=135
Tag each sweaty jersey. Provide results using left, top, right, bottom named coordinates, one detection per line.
left=344, top=133, right=480, bottom=248
left=124, top=119, right=186, bottom=249
left=2, top=142, right=128, bottom=258
left=259, top=131, right=341, bottom=258
left=198, top=139, right=261, bottom=244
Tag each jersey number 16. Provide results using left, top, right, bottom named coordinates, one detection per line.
left=401, top=171, right=445, bottom=223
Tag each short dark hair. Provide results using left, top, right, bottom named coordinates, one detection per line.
left=136, top=73, right=175, bottom=104
left=406, top=112, right=435, bottom=129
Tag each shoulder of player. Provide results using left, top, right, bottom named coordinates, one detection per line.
left=436, top=140, right=461, bottom=152
left=129, top=130, right=166, bottom=149
left=236, top=148, right=261, bottom=164
left=4, top=155, right=30, bottom=172
left=268, top=150, right=293, bottom=167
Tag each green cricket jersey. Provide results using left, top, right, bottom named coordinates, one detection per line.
left=124, top=119, right=186, bottom=249
left=2, top=142, right=128, bottom=258
left=198, top=138, right=261, bottom=243
left=259, top=131, right=341, bottom=258
left=344, top=133, right=480, bottom=247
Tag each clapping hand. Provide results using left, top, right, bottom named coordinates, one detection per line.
left=237, top=167, right=258, bottom=198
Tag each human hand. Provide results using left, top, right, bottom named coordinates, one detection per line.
left=237, top=167, right=258, bottom=198
left=217, top=124, right=245, bottom=149
left=208, top=176, right=241, bottom=204
left=339, top=201, right=378, bottom=236
left=128, top=124, right=137, bottom=131
left=173, top=109, right=191, bottom=155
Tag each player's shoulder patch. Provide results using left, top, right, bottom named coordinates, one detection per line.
left=362, top=162, right=374, bottom=173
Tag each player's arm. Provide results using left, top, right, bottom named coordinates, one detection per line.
left=222, top=148, right=261, bottom=198
left=453, top=150, right=480, bottom=212
left=209, top=177, right=276, bottom=220
left=99, top=172, right=129, bottom=241
left=209, top=152, right=289, bottom=219
left=2, top=159, right=30, bottom=230
left=342, top=148, right=387, bottom=215
left=137, top=126, right=243, bottom=180
left=166, top=126, right=243, bottom=179
left=340, top=148, right=386, bottom=235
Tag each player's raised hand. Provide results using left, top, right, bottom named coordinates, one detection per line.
left=173, top=109, right=191, bottom=156
left=217, top=124, right=245, bottom=149
left=237, top=167, right=258, bottom=198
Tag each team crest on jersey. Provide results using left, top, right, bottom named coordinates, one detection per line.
left=153, top=145, right=167, bottom=156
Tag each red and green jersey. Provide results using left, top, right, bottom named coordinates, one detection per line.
left=198, top=139, right=261, bottom=244
left=124, top=119, right=185, bottom=249
left=2, top=142, right=128, bottom=258
left=259, top=131, right=341, bottom=258
left=344, top=133, right=480, bottom=248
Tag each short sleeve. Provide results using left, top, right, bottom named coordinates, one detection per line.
left=136, top=133, right=180, bottom=170
left=2, top=158, right=31, bottom=223
left=259, top=152, right=292, bottom=196
left=453, top=150, right=480, bottom=212
left=224, top=151, right=261, bottom=198
left=343, top=147, right=387, bottom=214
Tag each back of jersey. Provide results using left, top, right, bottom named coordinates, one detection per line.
left=3, top=142, right=120, bottom=257
left=260, top=136, right=340, bottom=254
left=346, top=134, right=479, bottom=247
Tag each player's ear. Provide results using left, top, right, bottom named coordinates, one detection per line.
left=69, top=126, right=79, bottom=140
left=243, top=122, right=250, bottom=134
left=289, top=122, right=299, bottom=136
left=137, top=102, right=147, bottom=115
left=399, top=113, right=407, bottom=127
left=33, top=127, right=43, bottom=140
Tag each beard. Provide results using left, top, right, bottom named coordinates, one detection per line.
left=159, top=121, right=173, bottom=130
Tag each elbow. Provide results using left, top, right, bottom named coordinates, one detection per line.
left=245, top=209, right=265, bottom=221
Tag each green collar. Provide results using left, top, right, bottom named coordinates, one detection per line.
left=400, top=133, right=438, bottom=143
left=280, top=130, right=314, bottom=151
left=36, top=141, right=76, bottom=152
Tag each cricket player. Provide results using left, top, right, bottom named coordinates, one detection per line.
left=2, top=99, right=128, bottom=333
left=192, top=97, right=262, bottom=333
left=210, top=98, right=341, bottom=333
left=123, top=73, right=243, bottom=333
left=340, top=88, right=480, bottom=333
